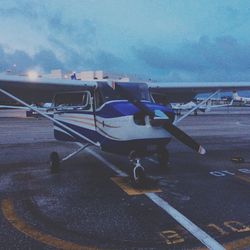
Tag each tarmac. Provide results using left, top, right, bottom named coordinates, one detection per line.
left=0, top=108, right=250, bottom=249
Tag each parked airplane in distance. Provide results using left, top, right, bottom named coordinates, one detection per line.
left=232, top=90, right=250, bottom=105
left=171, top=99, right=233, bottom=115
left=152, top=92, right=233, bottom=116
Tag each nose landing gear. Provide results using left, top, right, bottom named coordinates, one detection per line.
left=129, top=151, right=146, bottom=187
left=129, top=151, right=158, bottom=188
left=132, top=159, right=146, bottom=184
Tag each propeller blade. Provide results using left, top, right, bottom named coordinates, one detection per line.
left=163, top=122, right=206, bottom=155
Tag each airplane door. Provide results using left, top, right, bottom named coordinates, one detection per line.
left=53, top=91, right=96, bottom=142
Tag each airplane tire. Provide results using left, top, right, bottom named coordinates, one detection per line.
left=131, top=165, right=146, bottom=187
left=50, top=152, right=60, bottom=173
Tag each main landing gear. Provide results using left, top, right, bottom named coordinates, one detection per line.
left=49, top=143, right=91, bottom=173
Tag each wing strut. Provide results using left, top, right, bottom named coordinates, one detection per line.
left=0, top=88, right=100, bottom=147
left=174, top=89, right=221, bottom=125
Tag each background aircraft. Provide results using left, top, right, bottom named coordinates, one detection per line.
left=171, top=99, right=233, bottom=115
left=232, top=90, right=250, bottom=105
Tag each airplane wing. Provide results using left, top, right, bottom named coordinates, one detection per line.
left=0, top=74, right=96, bottom=104
left=149, top=81, right=250, bottom=102
left=0, top=105, right=29, bottom=110
left=1, top=74, right=250, bottom=104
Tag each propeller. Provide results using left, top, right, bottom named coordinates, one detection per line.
left=115, top=83, right=206, bottom=155
left=163, top=122, right=206, bottom=154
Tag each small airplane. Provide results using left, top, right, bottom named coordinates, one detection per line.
left=1, top=74, right=250, bottom=186
left=232, top=90, right=250, bottom=104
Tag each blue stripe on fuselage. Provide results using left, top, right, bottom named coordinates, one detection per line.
left=96, top=101, right=174, bottom=118
left=54, top=101, right=174, bottom=119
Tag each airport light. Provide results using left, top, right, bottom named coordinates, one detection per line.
left=27, top=70, right=39, bottom=80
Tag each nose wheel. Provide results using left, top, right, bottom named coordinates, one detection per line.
left=129, top=151, right=147, bottom=187
left=132, top=159, right=146, bottom=185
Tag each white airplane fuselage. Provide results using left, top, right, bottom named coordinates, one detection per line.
left=53, top=100, right=173, bottom=156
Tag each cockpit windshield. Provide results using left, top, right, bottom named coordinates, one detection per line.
left=96, top=82, right=152, bottom=107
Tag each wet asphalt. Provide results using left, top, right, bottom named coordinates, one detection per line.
left=0, top=109, right=250, bottom=249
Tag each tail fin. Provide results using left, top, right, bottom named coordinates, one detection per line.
left=232, top=90, right=239, bottom=100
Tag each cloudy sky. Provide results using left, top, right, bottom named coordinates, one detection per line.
left=1, top=0, right=250, bottom=81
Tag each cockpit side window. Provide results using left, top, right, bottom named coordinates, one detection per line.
left=54, top=91, right=92, bottom=111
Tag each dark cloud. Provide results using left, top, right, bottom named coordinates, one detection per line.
left=0, top=1, right=44, bottom=22
left=48, top=13, right=96, bottom=45
left=0, top=43, right=124, bottom=75
left=133, top=36, right=250, bottom=81
left=67, top=49, right=125, bottom=73
left=0, top=48, right=33, bottom=72
left=0, top=6, right=38, bottom=19
left=0, top=1, right=127, bottom=76
left=0, top=45, right=63, bottom=73
left=48, top=34, right=125, bottom=72
left=0, top=1, right=96, bottom=47
left=87, top=50, right=124, bottom=70
left=33, top=49, right=64, bottom=71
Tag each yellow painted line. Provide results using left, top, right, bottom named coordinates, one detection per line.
left=159, top=230, right=185, bottom=245
left=235, top=174, right=250, bottom=184
left=1, top=199, right=98, bottom=250
left=159, top=230, right=250, bottom=250
left=194, top=235, right=250, bottom=250
left=224, top=236, right=250, bottom=250
left=111, top=176, right=161, bottom=195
